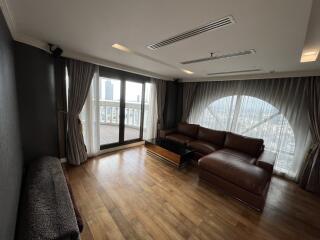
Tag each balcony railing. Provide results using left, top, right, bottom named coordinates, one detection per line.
left=99, top=100, right=149, bottom=129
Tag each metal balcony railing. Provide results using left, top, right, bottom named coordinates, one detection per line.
left=99, top=100, right=149, bottom=129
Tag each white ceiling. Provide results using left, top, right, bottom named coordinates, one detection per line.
left=2, top=0, right=320, bottom=80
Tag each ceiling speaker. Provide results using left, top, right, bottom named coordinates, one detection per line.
left=48, top=43, right=63, bottom=57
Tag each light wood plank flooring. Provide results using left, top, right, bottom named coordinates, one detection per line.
left=64, top=146, right=320, bottom=240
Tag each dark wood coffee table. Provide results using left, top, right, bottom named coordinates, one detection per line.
left=145, top=138, right=194, bottom=168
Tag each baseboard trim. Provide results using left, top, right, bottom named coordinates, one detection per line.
left=61, top=141, right=144, bottom=163
left=93, top=141, right=145, bottom=157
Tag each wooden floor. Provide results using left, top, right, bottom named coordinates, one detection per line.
left=64, top=146, right=320, bottom=240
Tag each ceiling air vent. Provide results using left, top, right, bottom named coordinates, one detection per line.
left=207, top=69, right=261, bottom=76
left=147, top=16, right=235, bottom=50
left=181, top=49, right=256, bottom=65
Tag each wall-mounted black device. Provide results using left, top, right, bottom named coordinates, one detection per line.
left=48, top=43, right=63, bottom=57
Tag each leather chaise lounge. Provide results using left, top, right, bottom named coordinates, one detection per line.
left=160, top=122, right=276, bottom=210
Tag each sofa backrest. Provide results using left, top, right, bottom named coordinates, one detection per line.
left=224, top=132, right=264, bottom=157
left=177, top=122, right=199, bottom=138
left=197, top=126, right=226, bottom=146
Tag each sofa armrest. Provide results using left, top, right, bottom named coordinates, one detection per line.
left=256, top=151, right=276, bottom=174
left=159, top=128, right=176, bottom=138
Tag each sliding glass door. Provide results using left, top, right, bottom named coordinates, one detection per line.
left=99, top=77, right=121, bottom=145
left=124, top=81, right=143, bottom=141
left=98, top=73, right=148, bottom=149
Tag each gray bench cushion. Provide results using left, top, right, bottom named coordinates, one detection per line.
left=16, top=156, right=80, bottom=240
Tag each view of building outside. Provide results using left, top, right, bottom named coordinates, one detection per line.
left=98, top=78, right=121, bottom=145
left=124, top=81, right=142, bottom=140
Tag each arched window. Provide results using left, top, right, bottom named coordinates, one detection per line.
left=197, top=95, right=295, bottom=175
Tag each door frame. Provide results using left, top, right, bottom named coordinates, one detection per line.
left=99, top=71, right=148, bottom=150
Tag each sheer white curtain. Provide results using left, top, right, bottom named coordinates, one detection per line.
left=188, top=78, right=311, bottom=180
left=80, top=67, right=100, bottom=157
left=143, top=80, right=158, bottom=139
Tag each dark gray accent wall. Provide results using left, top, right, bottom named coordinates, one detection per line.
left=176, top=82, right=183, bottom=124
left=0, top=9, right=23, bottom=240
left=14, top=42, right=59, bottom=163
left=164, top=80, right=179, bottom=129
left=54, top=57, right=67, bottom=158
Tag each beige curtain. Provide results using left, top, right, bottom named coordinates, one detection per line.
left=66, top=59, right=96, bottom=165
left=299, top=77, right=320, bottom=193
left=181, top=82, right=198, bottom=122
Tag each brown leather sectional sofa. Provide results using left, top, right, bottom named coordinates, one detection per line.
left=160, top=122, right=276, bottom=211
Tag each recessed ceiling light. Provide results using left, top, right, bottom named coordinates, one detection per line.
left=304, top=51, right=317, bottom=56
left=182, top=69, right=194, bottom=74
left=301, top=50, right=319, bottom=62
left=112, top=43, right=131, bottom=53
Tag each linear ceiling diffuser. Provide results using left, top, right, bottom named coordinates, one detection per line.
left=147, top=16, right=235, bottom=50
left=207, top=69, right=261, bottom=76
left=181, top=49, right=256, bottom=65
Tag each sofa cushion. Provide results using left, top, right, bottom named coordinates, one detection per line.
left=177, top=122, right=199, bottom=138
left=199, top=151, right=270, bottom=195
left=166, top=133, right=194, bottom=145
left=224, top=132, right=264, bottom=157
left=197, top=127, right=226, bottom=146
left=188, top=140, right=220, bottom=155
left=205, top=148, right=257, bottom=165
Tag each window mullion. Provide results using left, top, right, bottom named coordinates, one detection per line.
left=230, top=95, right=242, bottom=132
left=241, top=111, right=280, bottom=135
left=207, top=107, right=224, bottom=129
left=226, top=95, right=235, bottom=130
